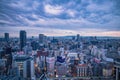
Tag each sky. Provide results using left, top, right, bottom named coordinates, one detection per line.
left=0, top=0, right=120, bottom=37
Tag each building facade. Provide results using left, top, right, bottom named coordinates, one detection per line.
left=4, top=33, right=9, bottom=42
left=20, top=30, right=26, bottom=51
left=14, top=55, right=35, bottom=79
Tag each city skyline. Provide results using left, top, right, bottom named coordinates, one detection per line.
left=0, top=0, right=120, bottom=37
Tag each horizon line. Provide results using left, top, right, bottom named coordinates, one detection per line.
left=0, top=35, right=120, bottom=38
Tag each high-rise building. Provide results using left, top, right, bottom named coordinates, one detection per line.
left=39, top=34, right=45, bottom=43
left=46, top=57, right=55, bottom=76
left=76, top=34, right=80, bottom=41
left=4, top=33, right=9, bottom=42
left=20, top=30, right=26, bottom=51
left=14, top=55, right=35, bottom=79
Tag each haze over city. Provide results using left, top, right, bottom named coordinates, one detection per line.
left=0, top=0, right=120, bottom=37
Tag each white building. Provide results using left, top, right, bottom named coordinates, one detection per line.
left=60, top=47, right=64, bottom=56
left=14, top=55, right=35, bottom=79
left=77, top=64, right=88, bottom=77
left=67, top=52, right=78, bottom=59
left=46, top=57, right=55, bottom=75
left=79, top=53, right=85, bottom=61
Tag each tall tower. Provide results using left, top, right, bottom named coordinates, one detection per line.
left=20, top=30, right=26, bottom=51
left=39, top=34, right=44, bottom=43
left=4, top=33, right=9, bottom=42
left=76, top=34, right=80, bottom=41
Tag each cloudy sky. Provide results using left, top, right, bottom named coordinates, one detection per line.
left=0, top=0, right=120, bottom=37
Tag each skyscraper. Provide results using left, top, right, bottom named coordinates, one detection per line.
left=20, top=30, right=26, bottom=51
left=39, top=34, right=45, bottom=43
left=76, top=34, right=80, bottom=41
left=4, top=33, right=9, bottom=42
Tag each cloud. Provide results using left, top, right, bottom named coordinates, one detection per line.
left=86, top=0, right=114, bottom=13
left=0, top=0, right=120, bottom=37
left=44, top=4, right=64, bottom=15
left=66, top=9, right=76, bottom=17
left=12, top=13, right=120, bottom=32
left=10, top=0, right=40, bottom=11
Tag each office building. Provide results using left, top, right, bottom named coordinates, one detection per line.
left=77, top=64, right=88, bottom=77
left=39, top=34, right=45, bottom=43
left=4, top=33, right=9, bottom=42
left=14, top=55, right=35, bottom=79
left=46, top=57, right=55, bottom=76
left=20, top=30, right=26, bottom=51
left=76, top=34, right=80, bottom=41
